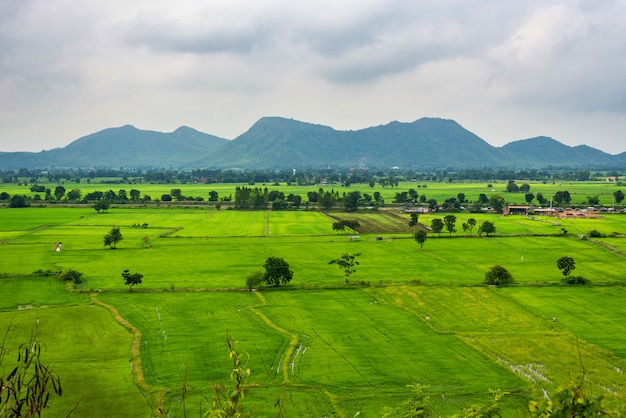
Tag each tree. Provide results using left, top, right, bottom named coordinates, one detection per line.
left=478, top=220, right=496, bottom=236
left=245, top=271, right=264, bottom=291
left=54, top=185, right=66, bottom=200
left=66, top=188, right=81, bottom=201
left=329, top=252, right=361, bottom=283
left=170, top=188, right=183, bottom=201
left=414, top=230, right=427, bottom=249
left=536, top=193, right=547, bottom=206
left=586, top=195, right=600, bottom=206
left=343, top=191, right=361, bottom=211
left=130, top=189, right=141, bottom=201
left=122, top=269, right=143, bottom=291
left=332, top=221, right=346, bottom=233
left=506, top=180, right=519, bottom=193
left=614, top=190, right=625, bottom=204
left=104, top=226, right=123, bottom=249
left=9, top=194, right=29, bottom=208
left=262, top=257, right=293, bottom=287
left=519, top=183, right=531, bottom=193
left=431, top=218, right=444, bottom=235
left=209, top=190, right=219, bottom=201
left=525, top=193, right=534, bottom=204
left=408, top=213, right=419, bottom=228
left=557, top=256, right=576, bottom=277
left=484, top=265, right=514, bottom=286
left=443, top=215, right=457, bottom=236
left=553, top=190, right=571, bottom=206
left=93, top=199, right=110, bottom=213
left=489, top=194, right=506, bottom=213
left=467, top=218, right=477, bottom=235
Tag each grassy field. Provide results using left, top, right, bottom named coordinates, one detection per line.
left=1, top=202, right=626, bottom=417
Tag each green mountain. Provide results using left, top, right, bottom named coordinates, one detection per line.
left=0, top=125, right=228, bottom=169
left=1, top=117, right=624, bottom=170
left=501, top=136, right=617, bottom=167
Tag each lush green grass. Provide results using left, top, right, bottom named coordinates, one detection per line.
left=0, top=273, right=89, bottom=309
left=370, top=285, right=626, bottom=406
left=100, top=289, right=523, bottom=417
left=2, top=206, right=626, bottom=416
left=0, top=305, right=151, bottom=418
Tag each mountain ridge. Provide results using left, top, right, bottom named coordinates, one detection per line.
left=0, top=117, right=624, bottom=170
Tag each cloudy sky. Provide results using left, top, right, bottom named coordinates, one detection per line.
left=1, top=0, right=625, bottom=154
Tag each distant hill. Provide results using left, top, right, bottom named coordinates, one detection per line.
left=0, top=125, right=228, bottom=169
left=1, top=117, right=624, bottom=170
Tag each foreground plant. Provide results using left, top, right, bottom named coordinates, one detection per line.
left=0, top=327, right=62, bottom=417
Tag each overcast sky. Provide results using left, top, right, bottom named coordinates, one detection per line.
left=1, top=1, right=625, bottom=154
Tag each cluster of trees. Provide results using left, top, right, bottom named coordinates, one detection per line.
left=4, top=167, right=622, bottom=187
left=427, top=216, right=495, bottom=237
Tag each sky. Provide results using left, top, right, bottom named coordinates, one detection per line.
left=1, top=1, right=625, bottom=154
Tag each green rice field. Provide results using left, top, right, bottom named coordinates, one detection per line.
left=1, top=183, right=626, bottom=417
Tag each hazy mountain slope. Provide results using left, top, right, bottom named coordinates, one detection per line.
left=61, top=125, right=228, bottom=167
left=200, top=117, right=339, bottom=168
left=0, top=118, right=622, bottom=170
left=204, top=117, right=518, bottom=169
left=501, top=137, right=615, bottom=167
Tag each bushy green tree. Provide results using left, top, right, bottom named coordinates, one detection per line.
left=104, top=226, right=123, bottom=249
left=414, top=230, right=427, bottom=249
left=245, top=271, right=264, bottom=291
left=556, top=256, right=576, bottom=277
left=484, top=265, right=514, bottom=286
left=478, top=221, right=496, bottom=237
left=431, top=218, right=444, bottom=235
left=443, top=215, right=457, bottom=236
left=263, top=257, right=293, bottom=287
left=121, top=269, right=143, bottom=291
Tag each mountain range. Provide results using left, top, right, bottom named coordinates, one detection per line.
left=1, top=117, right=624, bottom=170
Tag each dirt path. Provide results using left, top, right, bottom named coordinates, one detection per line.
left=250, top=292, right=345, bottom=417
left=90, top=294, right=166, bottom=416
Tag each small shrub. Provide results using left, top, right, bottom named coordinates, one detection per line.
left=588, top=230, right=605, bottom=238
left=562, top=276, right=590, bottom=285
left=33, top=269, right=55, bottom=276
left=58, top=269, right=84, bottom=284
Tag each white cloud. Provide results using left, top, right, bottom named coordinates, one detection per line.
left=0, top=0, right=625, bottom=154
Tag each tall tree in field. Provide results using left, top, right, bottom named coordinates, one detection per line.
left=489, top=194, right=506, bottom=213
left=414, top=230, right=427, bottom=249
left=556, top=256, right=576, bottom=278
left=443, top=215, right=457, bottom=236
left=408, top=213, right=419, bottom=228
left=478, top=221, right=496, bottom=237
left=263, top=257, right=293, bottom=287
left=329, top=252, right=361, bottom=284
left=431, top=218, right=444, bottom=235
left=525, top=193, right=534, bottom=204
left=536, top=193, right=548, bottom=206
left=553, top=191, right=571, bottom=206
left=54, top=185, right=66, bottom=200
left=614, top=190, right=625, bottom=205
left=467, top=218, right=477, bottom=235
left=122, top=269, right=143, bottom=291
left=104, top=226, right=123, bottom=249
